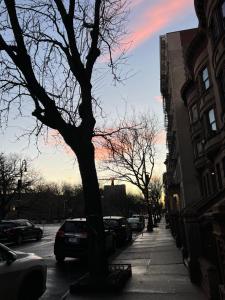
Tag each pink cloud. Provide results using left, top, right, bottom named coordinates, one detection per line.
left=118, top=0, right=193, bottom=54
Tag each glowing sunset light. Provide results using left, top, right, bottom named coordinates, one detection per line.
left=119, top=0, right=193, bottom=54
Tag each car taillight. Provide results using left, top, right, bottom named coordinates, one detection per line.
left=56, top=230, right=65, bottom=238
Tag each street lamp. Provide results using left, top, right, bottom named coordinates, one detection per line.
left=17, top=159, right=27, bottom=204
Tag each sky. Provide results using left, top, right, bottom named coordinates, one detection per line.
left=0, top=0, right=198, bottom=191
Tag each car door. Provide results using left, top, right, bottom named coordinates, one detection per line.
left=24, top=221, right=36, bottom=239
left=0, top=247, right=17, bottom=300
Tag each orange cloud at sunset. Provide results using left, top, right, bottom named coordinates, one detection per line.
left=122, top=0, right=193, bottom=53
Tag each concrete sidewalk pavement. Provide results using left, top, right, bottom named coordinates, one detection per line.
left=64, top=219, right=206, bottom=299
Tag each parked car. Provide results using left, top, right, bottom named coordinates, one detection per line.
left=54, top=218, right=116, bottom=262
left=103, top=216, right=132, bottom=246
left=0, top=242, right=47, bottom=300
left=132, top=215, right=145, bottom=230
left=128, top=217, right=144, bottom=231
left=0, top=219, right=43, bottom=245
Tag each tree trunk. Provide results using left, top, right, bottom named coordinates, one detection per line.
left=143, top=189, right=153, bottom=232
left=76, top=140, right=108, bottom=282
left=146, top=202, right=154, bottom=232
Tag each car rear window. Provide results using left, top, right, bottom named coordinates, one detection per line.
left=63, top=221, right=87, bottom=233
left=104, top=219, right=119, bottom=228
left=128, top=218, right=139, bottom=223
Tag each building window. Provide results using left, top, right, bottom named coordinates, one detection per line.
left=208, top=109, right=217, bottom=132
left=216, top=163, right=222, bottom=189
left=202, top=67, right=210, bottom=90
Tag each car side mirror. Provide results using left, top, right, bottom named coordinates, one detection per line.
left=6, top=251, right=17, bottom=265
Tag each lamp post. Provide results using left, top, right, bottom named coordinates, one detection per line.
left=17, top=159, right=27, bottom=217
left=17, top=159, right=27, bottom=194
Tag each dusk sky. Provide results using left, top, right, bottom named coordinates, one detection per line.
left=0, top=0, right=198, bottom=190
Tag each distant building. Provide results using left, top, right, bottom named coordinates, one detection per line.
left=161, top=0, right=225, bottom=298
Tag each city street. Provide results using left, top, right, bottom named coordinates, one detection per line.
left=9, top=224, right=140, bottom=300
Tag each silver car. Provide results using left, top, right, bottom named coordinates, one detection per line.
left=0, top=243, right=47, bottom=300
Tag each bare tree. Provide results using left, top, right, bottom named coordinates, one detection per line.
left=0, top=152, right=37, bottom=218
left=148, top=177, right=163, bottom=224
left=0, top=0, right=129, bottom=281
left=101, top=112, right=160, bottom=232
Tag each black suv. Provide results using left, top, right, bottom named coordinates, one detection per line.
left=0, top=219, right=43, bottom=245
left=103, top=216, right=132, bottom=246
left=54, top=218, right=116, bottom=262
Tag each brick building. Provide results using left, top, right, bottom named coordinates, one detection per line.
left=161, top=1, right=225, bottom=298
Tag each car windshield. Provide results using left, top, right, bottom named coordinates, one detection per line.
left=128, top=218, right=139, bottom=223
left=64, top=221, right=87, bottom=233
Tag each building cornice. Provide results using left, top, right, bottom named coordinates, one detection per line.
left=185, top=29, right=207, bottom=74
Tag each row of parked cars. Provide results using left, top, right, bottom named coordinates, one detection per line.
left=0, top=215, right=145, bottom=299
left=54, top=216, right=134, bottom=262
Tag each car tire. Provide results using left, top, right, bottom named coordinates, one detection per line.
left=55, top=255, right=65, bottom=263
left=16, top=234, right=23, bottom=245
left=36, top=231, right=42, bottom=241
left=128, top=232, right=132, bottom=242
left=18, top=273, right=43, bottom=300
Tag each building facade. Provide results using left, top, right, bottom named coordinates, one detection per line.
left=161, top=1, right=225, bottom=298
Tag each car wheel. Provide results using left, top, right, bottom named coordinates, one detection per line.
left=128, top=232, right=132, bottom=242
left=36, top=231, right=42, bottom=241
left=55, top=255, right=65, bottom=263
left=16, top=234, right=23, bottom=245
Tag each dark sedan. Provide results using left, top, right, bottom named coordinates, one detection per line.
left=103, top=216, right=132, bottom=246
left=54, top=218, right=116, bottom=263
left=0, top=219, right=43, bottom=245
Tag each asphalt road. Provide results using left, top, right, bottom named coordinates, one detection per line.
left=9, top=224, right=140, bottom=300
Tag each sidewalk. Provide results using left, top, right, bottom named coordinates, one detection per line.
left=64, top=219, right=206, bottom=299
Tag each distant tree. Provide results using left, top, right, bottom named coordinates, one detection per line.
left=0, top=0, right=129, bottom=280
left=148, top=177, right=163, bottom=223
left=126, top=193, right=146, bottom=216
left=0, top=152, right=37, bottom=218
left=101, top=112, right=160, bottom=231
